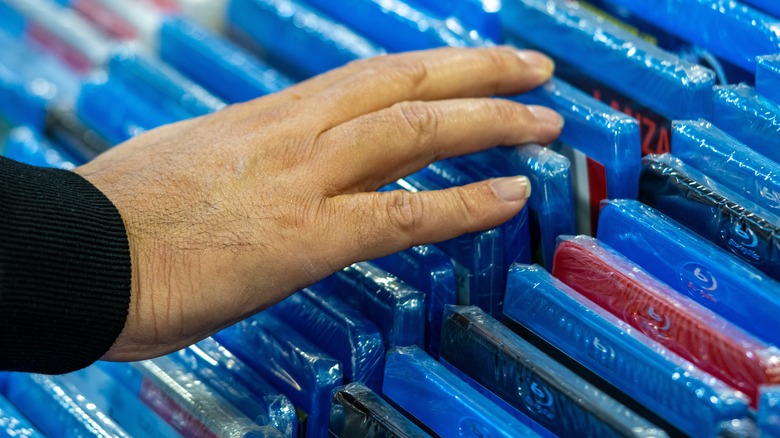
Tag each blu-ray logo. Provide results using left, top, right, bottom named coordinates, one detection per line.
left=457, top=417, right=489, bottom=437
left=635, top=306, right=671, bottom=341
left=733, top=222, right=758, bottom=248
left=522, top=380, right=556, bottom=422
left=759, top=186, right=780, bottom=210
left=679, top=262, right=719, bottom=304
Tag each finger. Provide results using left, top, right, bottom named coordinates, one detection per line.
left=325, top=177, right=530, bottom=264
left=318, top=99, right=562, bottom=193
left=308, top=46, right=554, bottom=128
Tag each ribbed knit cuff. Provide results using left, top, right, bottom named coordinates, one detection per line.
left=0, top=157, right=131, bottom=374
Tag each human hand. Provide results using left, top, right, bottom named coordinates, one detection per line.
left=74, top=46, right=562, bottom=361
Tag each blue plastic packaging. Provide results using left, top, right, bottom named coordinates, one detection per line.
left=213, top=313, right=343, bottom=438
left=60, top=366, right=181, bottom=438
left=3, top=126, right=77, bottom=169
left=592, top=0, right=780, bottom=73
left=372, top=244, right=457, bottom=358
left=383, top=345, right=542, bottom=437
left=5, top=372, right=131, bottom=437
left=390, top=169, right=505, bottom=316
left=171, top=338, right=298, bottom=436
left=597, top=199, right=780, bottom=347
left=441, top=305, right=668, bottom=438
left=502, top=0, right=714, bottom=157
left=0, top=58, right=48, bottom=131
left=0, top=393, right=42, bottom=438
left=743, top=0, right=780, bottom=19
left=403, top=0, right=500, bottom=42
left=711, top=84, right=780, bottom=164
left=99, top=357, right=282, bottom=438
left=639, top=153, right=780, bottom=280
left=756, top=54, right=780, bottom=105
left=503, top=264, right=750, bottom=437
left=159, top=16, right=293, bottom=103
left=329, top=382, right=432, bottom=437
left=759, top=386, right=780, bottom=437
left=672, top=119, right=780, bottom=216
left=463, top=145, right=575, bottom=269
left=515, top=78, right=641, bottom=235
left=268, top=287, right=385, bottom=392
left=319, top=262, right=425, bottom=349
left=299, top=0, right=487, bottom=52
left=226, top=0, right=386, bottom=80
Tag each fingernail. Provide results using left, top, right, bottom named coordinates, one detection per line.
left=492, top=176, right=531, bottom=202
left=527, top=105, right=564, bottom=128
left=517, top=50, right=555, bottom=75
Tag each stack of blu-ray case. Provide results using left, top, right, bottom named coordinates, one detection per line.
left=710, top=84, right=780, bottom=164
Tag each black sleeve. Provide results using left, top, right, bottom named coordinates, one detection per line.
left=0, top=157, right=131, bottom=374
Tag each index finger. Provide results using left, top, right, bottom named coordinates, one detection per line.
left=303, top=46, right=555, bottom=129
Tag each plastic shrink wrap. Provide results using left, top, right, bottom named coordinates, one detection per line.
left=759, top=386, right=780, bottom=437
left=98, top=357, right=283, bottom=438
left=299, top=0, right=488, bottom=52
left=427, top=156, right=532, bottom=316
left=0, top=393, right=41, bottom=438
left=386, top=171, right=503, bottom=318
left=501, top=0, right=714, bottom=156
left=741, top=0, right=780, bottom=19
left=404, top=0, right=500, bottom=42
left=59, top=365, right=181, bottom=438
left=711, top=84, right=780, bottom=164
left=3, top=126, right=77, bottom=169
left=319, top=262, right=425, bottom=349
left=464, top=145, right=575, bottom=270
left=756, top=55, right=780, bottom=105
left=503, top=264, right=750, bottom=437
left=268, top=287, right=385, bottom=392
left=0, top=0, right=112, bottom=73
left=5, top=372, right=131, bottom=437
left=328, top=382, right=432, bottom=437
left=639, top=154, right=780, bottom=280
left=440, top=305, right=667, bottom=438
left=591, top=0, right=780, bottom=73
left=383, top=345, right=542, bottom=437
left=672, top=119, right=780, bottom=216
left=372, top=244, right=457, bottom=358
left=225, top=0, right=385, bottom=79
left=514, top=78, right=640, bottom=235
left=597, top=199, right=780, bottom=347
left=170, top=338, right=298, bottom=437
left=553, top=235, right=780, bottom=407
left=213, top=312, right=342, bottom=438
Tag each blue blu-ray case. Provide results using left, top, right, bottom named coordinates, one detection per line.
left=672, top=119, right=780, bottom=217
left=319, top=262, right=425, bottom=349
left=383, top=345, right=542, bottom=437
left=170, top=338, right=298, bottom=436
left=515, top=78, right=641, bottom=235
left=372, top=244, right=456, bottom=358
left=299, top=0, right=487, bottom=52
left=501, top=0, right=714, bottom=157
left=213, top=313, right=343, bottom=438
left=711, top=84, right=780, bottom=164
left=158, top=16, right=293, bottom=103
left=591, top=0, right=780, bottom=73
left=226, top=0, right=385, bottom=80
left=742, top=0, right=780, bottom=19
left=756, top=55, right=780, bottom=105
left=639, top=153, right=780, bottom=280
left=268, top=287, right=385, bottom=392
left=502, top=264, right=749, bottom=437
left=440, top=305, right=668, bottom=438
left=5, top=372, right=131, bottom=437
left=387, top=170, right=504, bottom=317
left=98, top=357, right=282, bottom=438
left=597, top=199, right=780, bottom=346
left=59, top=366, right=181, bottom=438
left=463, top=145, right=575, bottom=269
left=329, top=382, right=432, bottom=437
left=0, top=393, right=42, bottom=438
left=404, top=0, right=501, bottom=42
left=3, top=126, right=78, bottom=169
left=759, top=386, right=780, bottom=437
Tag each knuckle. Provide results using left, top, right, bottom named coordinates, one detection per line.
left=489, top=99, right=524, bottom=125
left=394, top=59, right=431, bottom=94
left=455, top=186, right=489, bottom=224
left=383, top=190, right=425, bottom=235
left=393, top=101, right=440, bottom=148
left=482, top=47, right=518, bottom=72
